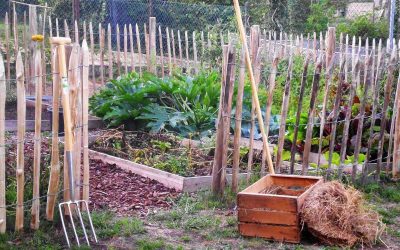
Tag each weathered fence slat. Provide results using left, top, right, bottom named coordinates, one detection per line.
left=99, top=24, right=105, bottom=85
left=302, top=55, right=323, bottom=174
left=82, top=40, right=90, bottom=207
left=15, top=52, right=25, bottom=231
left=0, top=52, right=6, bottom=233
left=232, top=48, right=245, bottom=192
left=31, top=50, right=42, bottom=230
left=124, top=24, right=128, bottom=74
left=166, top=27, right=172, bottom=75
left=289, top=54, right=311, bottom=174
left=136, top=24, right=142, bottom=75
left=376, top=47, right=397, bottom=179
left=129, top=24, right=135, bottom=73
left=46, top=45, right=60, bottom=221
left=158, top=26, right=164, bottom=77
left=116, top=24, right=121, bottom=76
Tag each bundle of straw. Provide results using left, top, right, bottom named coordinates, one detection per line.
left=301, top=181, right=385, bottom=247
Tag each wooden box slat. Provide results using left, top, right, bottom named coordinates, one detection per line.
left=239, top=222, right=300, bottom=243
left=238, top=209, right=298, bottom=226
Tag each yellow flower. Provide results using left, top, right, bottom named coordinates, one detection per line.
left=31, top=34, right=44, bottom=42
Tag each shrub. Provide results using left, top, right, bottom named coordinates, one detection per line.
left=305, top=0, right=335, bottom=34
left=336, top=15, right=388, bottom=42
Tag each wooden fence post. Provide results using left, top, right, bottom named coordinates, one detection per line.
left=31, top=49, right=42, bottom=230
left=136, top=24, right=142, bottom=75
left=129, top=24, right=135, bottom=72
left=158, top=26, right=164, bottom=77
left=0, top=51, right=6, bottom=234
left=107, top=23, right=113, bottom=79
left=232, top=48, right=245, bottom=192
left=46, top=45, right=60, bottom=221
left=393, top=72, right=400, bottom=178
left=212, top=45, right=236, bottom=195
left=149, top=17, right=157, bottom=74
left=116, top=24, right=121, bottom=76
left=15, top=52, right=25, bottom=231
left=124, top=25, right=128, bottom=74
left=82, top=40, right=90, bottom=207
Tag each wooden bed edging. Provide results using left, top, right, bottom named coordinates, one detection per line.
left=89, top=149, right=247, bottom=192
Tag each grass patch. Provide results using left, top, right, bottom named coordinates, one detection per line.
left=136, top=238, right=165, bottom=250
left=388, top=228, right=400, bottom=238
left=363, top=182, right=400, bottom=203
left=376, top=207, right=400, bottom=224
left=86, top=211, right=146, bottom=238
left=180, top=235, right=191, bottom=243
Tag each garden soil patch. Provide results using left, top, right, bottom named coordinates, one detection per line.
left=89, top=159, right=180, bottom=216
left=90, top=129, right=215, bottom=177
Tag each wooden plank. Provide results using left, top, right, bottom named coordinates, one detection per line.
left=0, top=51, right=5, bottom=233
left=182, top=173, right=247, bottom=193
left=376, top=47, right=397, bottom=179
left=82, top=40, right=90, bottom=208
left=158, top=26, right=164, bottom=77
left=89, top=22, right=95, bottom=92
left=232, top=48, right=245, bottom=192
left=116, top=24, right=121, bottom=76
left=239, top=223, right=300, bottom=243
left=148, top=17, right=156, bottom=74
left=289, top=54, right=311, bottom=174
left=99, top=24, right=104, bottom=85
left=129, top=24, right=135, bottom=73
left=15, top=52, right=25, bottom=231
left=124, top=24, right=128, bottom=74
left=238, top=209, right=298, bottom=226
left=302, top=55, right=323, bottom=174
left=30, top=50, right=42, bottom=230
left=136, top=24, right=142, bottom=75
left=166, top=27, right=172, bottom=75
left=89, top=150, right=184, bottom=190
left=237, top=193, right=297, bottom=212
left=107, top=23, right=113, bottom=79
left=46, top=44, right=60, bottom=221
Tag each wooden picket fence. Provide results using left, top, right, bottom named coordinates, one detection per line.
left=212, top=26, right=400, bottom=193
left=0, top=28, right=90, bottom=233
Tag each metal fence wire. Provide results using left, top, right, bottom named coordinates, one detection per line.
left=4, top=0, right=397, bottom=37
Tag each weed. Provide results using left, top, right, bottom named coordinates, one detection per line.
left=363, top=182, right=400, bottom=203
left=388, top=228, right=400, bottom=238
left=226, top=216, right=237, bottom=227
left=183, top=215, right=219, bottom=231
left=136, top=238, right=165, bottom=250
left=115, top=218, right=146, bottom=236
left=180, top=235, right=191, bottom=242
left=214, top=227, right=238, bottom=238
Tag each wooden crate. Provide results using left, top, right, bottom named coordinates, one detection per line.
left=238, top=174, right=323, bottom=243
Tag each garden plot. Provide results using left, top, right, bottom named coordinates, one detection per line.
left=89, top=129, right=250, bottom=192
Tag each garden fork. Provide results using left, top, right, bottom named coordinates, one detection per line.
left=50, top=37, right=98, bottom=248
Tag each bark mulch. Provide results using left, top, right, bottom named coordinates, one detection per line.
left=89, top=159, right=180, bottom=216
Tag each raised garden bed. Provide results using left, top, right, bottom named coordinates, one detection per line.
left=89, top=130, right=248, bottom=192
left=237, top=174, right=323, bottom=243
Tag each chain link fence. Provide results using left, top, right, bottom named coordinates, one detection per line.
left=1, top=0, right=397, bottom=40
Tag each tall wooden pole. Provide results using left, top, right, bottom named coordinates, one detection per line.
left=232, top=0, right=274, bottom=174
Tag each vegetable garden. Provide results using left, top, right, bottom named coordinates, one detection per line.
left=0, top=1, right=399, bottom=249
